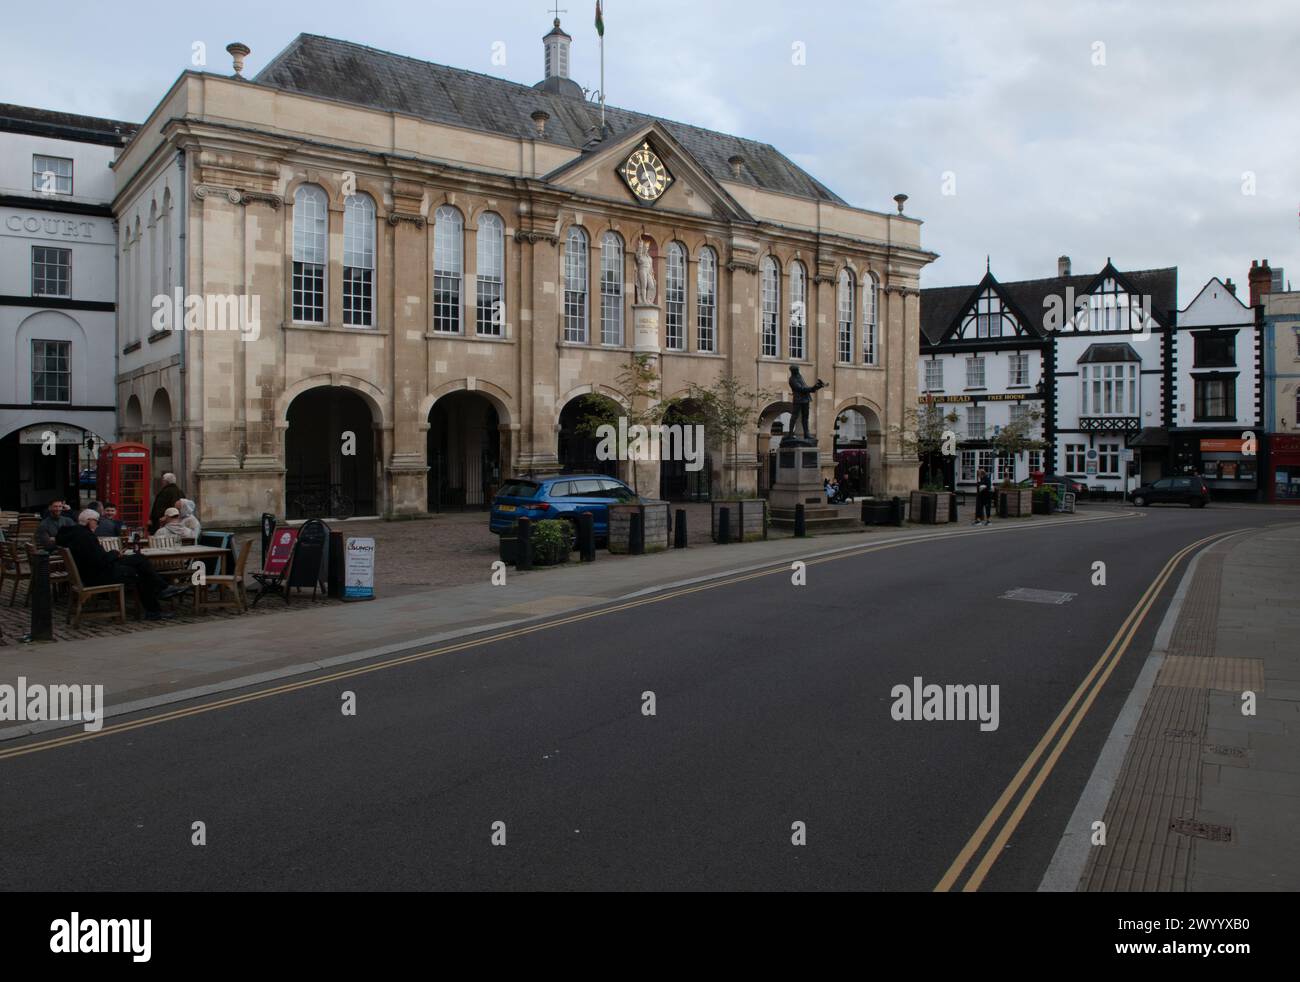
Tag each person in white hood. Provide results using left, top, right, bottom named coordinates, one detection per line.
left=160, top=499, right=202, bottom=541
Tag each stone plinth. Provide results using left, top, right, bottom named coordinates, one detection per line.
left=768, top=443, right=826, bottom=511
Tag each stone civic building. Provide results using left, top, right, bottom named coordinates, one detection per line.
left=112, top=22, right=935, bottom=524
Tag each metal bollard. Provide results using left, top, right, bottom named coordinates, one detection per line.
left=630, top=512, right=644, bottom=555
left=28, top=551, right=54, bottom=642
left=516, top=517, right=533, bottom=571
left=861, top=499, right=870, bottom=525
left=892, top=496, right=904, bottom=526
left=718, top=506, right=731, bottom=545
left=794, top=503, right=807, bottom=538
left=674, top=508, right=688, bottom=549
left=949, top=493, right=959, bottom=524
left=577, top=511, right=595, bottom=562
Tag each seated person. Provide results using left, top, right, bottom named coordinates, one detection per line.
left=35, top=499, right=75, bottom=549
left=95, top=504, right=123, bottom=538
left=158, top=502, right=200, bottom=541
left=823, top=478, right=835, bottom=503
left=56, top=510, right=189, bottom=620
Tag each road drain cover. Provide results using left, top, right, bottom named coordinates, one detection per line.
left=1170, top=819, right=1233, bottom=842
left=1000, top=588, right=1077, bottom=605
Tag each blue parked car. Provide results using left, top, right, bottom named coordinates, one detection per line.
left=489, top=475, right=638, bottom=542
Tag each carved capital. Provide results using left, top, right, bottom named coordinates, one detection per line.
left=513, top=230, right=559, bottom=245
left=241, top=190, right=282, bottom=210
left=387, top=212, right=426, bottom=229
left=193, top=184, right=241, bottom=204
left=726, top=260, right=757, bottom=274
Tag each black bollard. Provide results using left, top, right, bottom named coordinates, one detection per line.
left=949, top=493, right=959, bottom=524
left=629, top=512, right=644, bottom=555
left=577, top=511, right=595, bottom=562
left=674, top=508, right=688, bottom=549
left=516, top=517, right=533, bottom=571
left=861, top=499, right=870, bottom=525
left=892, top=496, right=904, bottom=526
left=28, top=551, right=54, bottom=642
left=794, top=503, right=807, bottom=537
left=718, top=506, right=731, bottom=545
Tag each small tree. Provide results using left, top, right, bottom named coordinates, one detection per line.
left=990, top=409, right=1046, bottom=487
left=891, top=402, right=960, bottom=489
left=573, top=353, right=665, bottom=493
left=685, top=373, right=777, bottom=496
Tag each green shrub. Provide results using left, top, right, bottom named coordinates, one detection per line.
left=531, top=519, right=574, bottom=565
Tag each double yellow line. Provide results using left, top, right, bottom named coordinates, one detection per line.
left=0, top=511, right=1132, bottom=764
left=933, top=526, right=1251, bottom=892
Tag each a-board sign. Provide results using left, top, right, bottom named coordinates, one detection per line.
left=264, top=528, right=298, bottom=576
left=288, top=519, right=329, bottom=590
left=344, top=537, right=375, bottom=601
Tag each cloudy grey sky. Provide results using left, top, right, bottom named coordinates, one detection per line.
left=6, top=0, right=1296, bottom=303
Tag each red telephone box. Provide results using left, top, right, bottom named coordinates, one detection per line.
left=97, top=442, right=151, bottom=532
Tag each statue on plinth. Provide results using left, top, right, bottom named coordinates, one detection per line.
left=782, top=366, right=826, bottom=447
left=634, top=238, right=657, bottom=305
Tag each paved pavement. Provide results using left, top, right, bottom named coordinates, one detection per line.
left=1044, top=521, right=1300, bottom=891
left=3, top=503, right=1293, bottom=891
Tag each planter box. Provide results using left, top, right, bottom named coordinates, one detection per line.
left=997, top=488, right=1034, bottom=518
left=711, top=499, right=767, bottom=542
left=1032, top=495, right=1053, bottom=515
left=860, top=500, right=894, bottom=526
left=908, top=491, right=952, bottom=525
left=608, top=500, right=670, bottom=554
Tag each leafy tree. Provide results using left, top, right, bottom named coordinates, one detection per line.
left=573, top=354, right=665, bottom=493
left=990, top=409, right=1046, bottom=486
left=890, top=401, right=960, bottom=489
left=684, top=373, right=778, bottom=496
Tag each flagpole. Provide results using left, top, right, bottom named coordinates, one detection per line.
left=599, top=7, right=606, bottom=134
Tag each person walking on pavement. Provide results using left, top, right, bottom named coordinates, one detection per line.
left=973, top=467, right=993, bottom=526
left=149, top=472, right=184, bottom=532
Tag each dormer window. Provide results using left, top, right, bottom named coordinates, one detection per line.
left=961, top=288, right=1019, bottom=338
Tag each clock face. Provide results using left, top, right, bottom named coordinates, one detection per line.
left=621, top=144, right=672, bottom=202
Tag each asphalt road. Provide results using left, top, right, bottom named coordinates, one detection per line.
left=2, top=504, right=1293, bottom=891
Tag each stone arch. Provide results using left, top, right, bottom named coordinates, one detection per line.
left=833, top=398, right=885, bottom=497
left=421, top=378, right=515, bottom=429
left=123, top=394, right=143, bottom=440
left=278, top=373, right=388, bottom=431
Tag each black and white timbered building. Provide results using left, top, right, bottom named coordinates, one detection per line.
left=921, top=258, right=1178, bottom=495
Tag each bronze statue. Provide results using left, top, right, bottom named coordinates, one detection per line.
left=785, top=366, right=826, bottom=445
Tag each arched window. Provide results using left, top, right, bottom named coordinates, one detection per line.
left=837, top=268, right=855, bottom=363
left=863, top=272, right=879, bottom=364
left=665, top=242, right=686, bottom=351
left=789, top=261, right=807, bottom=360
left=292, top=184, right=328, bottom=323
left=343, top=193, right=376, bottom=327
left=760, top=256, right=780, bottom=358
left=476, top=212, right=505, bottom=336
left=563, top=226, right=589, bottom=343
left=433, top=206, right=463, bottom=333
left=600, top=231, right=624, bottom=346
left=162, top=188, right=173, bottom=298
left=696, top=247, right=717, bottom=352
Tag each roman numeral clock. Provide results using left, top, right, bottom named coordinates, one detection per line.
left=620, top=142, right=673, bottom=203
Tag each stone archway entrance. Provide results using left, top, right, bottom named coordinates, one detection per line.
left=557, top=394, right=621, bottom=477
left=834, top=405, right=884, bottom=496
left=757, top=401, right=795, bottom=495
left=658, top=398, right=712, bottom=501
left=427, top=391, right=501, bottom=511
left=285, top=387, right=377, bottom=519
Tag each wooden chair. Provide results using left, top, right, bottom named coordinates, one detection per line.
left=15, top=514, right=39, bottom=542
left=196, top=541, right=252, bottom=614
left=1, top=540, right=31, bottom=607
left=148, top=535, right=180, bottom=550
left=23, top=543, right=68, bottom=604
left=58, top=547, right=126, bottom=628
left=99, top=537, right=121, bottom=552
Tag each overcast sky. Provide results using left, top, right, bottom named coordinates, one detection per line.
left=6, top=0, right=1296, bottom=304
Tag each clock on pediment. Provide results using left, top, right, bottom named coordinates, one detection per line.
left=619, top=142, right=674, bottom=204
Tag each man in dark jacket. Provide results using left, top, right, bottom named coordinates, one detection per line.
left=56, top=510, right=187, bottom=619
left=35, top=499, right=75, bottom=548
left=95, top=504, right=123, bottom=538
left=149, top=472, right=184, bottom=533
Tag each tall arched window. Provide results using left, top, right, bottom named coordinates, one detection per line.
left=476, top=212, right=505, bottom=336
left=433, top=206, right=463, bottom=333
left=292, top=184, right=328, bottom=323
left=789, top=261, right=807, bottom=360
left=837, top=268, right=855, bottom=363
left=161, top=188, right=173, bottom=299
left=563, top=226, right=589, bottom=343
left=600, top=231, right=624, bottom=346
left=697, top=247, right=717, bottom=352
left=665, top=242, right=686, bottom=351
left=760, top=256, right=780, bottom=358
left=343, top=193, right=376, bottom=327
left=863, top=271, right=879, bottom=364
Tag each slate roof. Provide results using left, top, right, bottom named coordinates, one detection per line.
left=0, top=103, right=138, bottom=147
left=1077, top=342, right=1141, bottom=363
left=920, top=266, right=1178, bottom=345
left=253, top=34, right=846, bottom=205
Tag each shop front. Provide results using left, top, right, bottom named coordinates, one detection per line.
left=1268, top=434, right=1300, bottom=503
left=1170, top=432, right=1260, bottom=501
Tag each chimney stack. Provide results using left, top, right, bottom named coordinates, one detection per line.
left=727, top=155, right=744, bottom=179
left=226, top=42, right=251, bottom=78
left=1224, top=278, right=1237, bottom=297
left=1058, top=255, right=1071, bottom=277
left=530, top=109, right=550, bottom=138
left=1249, top=259, right=1273, bottom=307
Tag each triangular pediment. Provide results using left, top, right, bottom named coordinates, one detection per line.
left=541, top=122, right=753, bottom=222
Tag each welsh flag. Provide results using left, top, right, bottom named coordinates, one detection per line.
left=595, top=0, right=605, bottom=37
